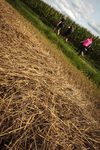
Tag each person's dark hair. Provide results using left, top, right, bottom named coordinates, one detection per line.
left=89, top=35, right=93, bottom=41
left=89, top=35, right=93, bottom=38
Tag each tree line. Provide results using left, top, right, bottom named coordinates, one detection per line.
left=21, top=0, right=100, bottom=67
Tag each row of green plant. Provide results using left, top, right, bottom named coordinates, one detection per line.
left=6, top=0, right=100, bottom=88
left=20, top=0, right=100, bottom=67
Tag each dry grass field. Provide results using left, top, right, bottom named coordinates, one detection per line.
left=0, top=0, right=100, bottom=149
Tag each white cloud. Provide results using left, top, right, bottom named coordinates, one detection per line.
left=64, top=9, right=76, bottom=21
left=57, top=2, right=67, bottom=11
left=88, top=21, right=100, bottom=35
left=52, top=3, right=61, bottom=12
left=71, top=0, right=94, bottom=20
left=72, top=10, right=82, bottom=21
left=42, top=0, right=100, bottom=37
left=59, top=0, right=70, bottom=8
left=72, top=0, right=82, bottom=10
left=46, top=0, right=76, bottom=21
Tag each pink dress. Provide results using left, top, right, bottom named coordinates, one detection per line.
left=83, top=38, right=91, bottom=47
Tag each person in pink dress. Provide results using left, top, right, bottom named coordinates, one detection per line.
left=77, top=36, right=93, bottom=57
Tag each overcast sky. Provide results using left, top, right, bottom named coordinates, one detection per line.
left=42, top=0, right=100, bottom=38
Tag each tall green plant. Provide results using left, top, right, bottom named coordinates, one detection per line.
left=20, top=0, right=100, bottom=67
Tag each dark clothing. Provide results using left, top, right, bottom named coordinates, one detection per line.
left=63, top=31, right=71, bottom=38
left=77, top=43, right=92, bottom=54
left=56, top=18, right=66, bottom=30
left=60, top=18, right=66, bottom=27
left=77, top=45, right=87, bottom=55
left=56, top=24, right=62, bottom=30
left=78, top=45, right=86, bottom=52
left=63, top=25, right=73, bottom=38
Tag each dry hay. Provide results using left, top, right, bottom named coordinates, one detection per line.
left=0, top=0, right=100, bottom=150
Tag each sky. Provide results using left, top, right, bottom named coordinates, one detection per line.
left=42, top=0, right=100, bottom=38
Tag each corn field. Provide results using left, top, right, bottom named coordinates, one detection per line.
left=21, top=0, right=100, bottom=66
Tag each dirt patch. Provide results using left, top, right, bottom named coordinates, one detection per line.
left=0, top=0, right=100, bottom=150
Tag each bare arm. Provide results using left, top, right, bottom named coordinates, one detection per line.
left=88, top=44, right=92, bottom=48
left=80, top=39, right=87, bottom=43
left=57, top=21, right=62, bottom=26
left=68, top=26, right=70, bottom=28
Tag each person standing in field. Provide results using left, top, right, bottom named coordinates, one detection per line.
left=77, top=35, right=93, bottom=57
left=53, top=16, right=66, bottom=36
left=61, top=24, right=74, bottom=42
